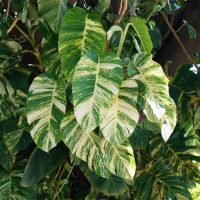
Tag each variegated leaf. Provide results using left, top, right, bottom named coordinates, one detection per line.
left=27, top=73, right=66, bottom=152
left=128, top=53, right=177, bottom=141
left=0, top=41, right=22, bottom=74
left=0, top=161, right=37, bottom=199
left=3, top=118, right=23, bottom=153
left=100, top=139, right=136, bottom=179
left=73, top=53, right=123, bottom=133
left=58, top=7, right=106, bottom=78
left=0, top=68, right=29, bottom=121
left=61, top=112, right=136, bottom=180
left=100, top=79, right=139, bottom=145
left=38, top=0, right=68, bottom=33
left=194, top=107, right=200, bottom=130
left=41, top=34, right=61, bottom=76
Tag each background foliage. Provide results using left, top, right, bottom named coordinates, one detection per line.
left=0, top=0, right=200, bottom=199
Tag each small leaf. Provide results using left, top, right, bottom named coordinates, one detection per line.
left=0, top=41, right=22, bottom=74
left=107, top=25, right=122, bottom=41
left=3, top=118, right=23, bottom=153
left=185, top=21, right=197, bottom=39
left=96, top=0, right=111, bottom=14
left=27, top=73, right=66, bottom=152
left=41, top=33, right=61, bottom=75
left=38, top=0, right=68, bottom=33
left=130, top=17, right=153, bottom=53
left=194, top=107, right=200, bottom=129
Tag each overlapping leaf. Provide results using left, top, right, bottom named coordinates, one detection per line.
left=0, top=69, right=29, bottom=121
left=130, top=17, right=153, bottom=53
left=0, top=123, right=15, bottom=171
left=73, top=53, right=123, bottom=133
left=27, top=73, right=66, bottom=152
left=100, top=79, right=139, bottom=145
left=41, top=34, right=61, bottom=75
left=59, top=7, right=106, bottom=78
left=0, top=161, right=37, bottom=200
left=134, top=161, right=192, bottom=200
left=0, top=41, right=22, bottom=74
left=80, top=162, right=127, bottom=195
left=61, top=112, right=136, bottom=180
left=38, top=0, right=68, bottom=33
left=128, top=53, right=176, bottom=141
left=194, top=107, right=200, bottom=129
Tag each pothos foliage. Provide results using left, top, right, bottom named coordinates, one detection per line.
left=0, top=0, right=199, bottom=199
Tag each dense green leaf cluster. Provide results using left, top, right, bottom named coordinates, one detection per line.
left=0, top=0, right=199, bottom=199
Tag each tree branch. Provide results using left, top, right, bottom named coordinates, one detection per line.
left=161, top=11, right=198, bottom=70
left=115, top=0, right=128, bottom=25
left=7, top=17, right=19, bottom=33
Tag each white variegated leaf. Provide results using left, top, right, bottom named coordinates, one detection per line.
left=72, top=53, right=123, bottom=133
left=61, top=112, right=136, bottom=180
left=59, top=7, right=106, bottom=78
left=100, top=79, right=139, bottom=145
left=0, top=161, right=37, bottom=199
left=194, top=107, right=200, bottom=130
left=100, top=139, right=136, bottom=179
left=27, top=73, right=66, bottom=152
left=38, top=0, right=68, bottom=33
left=128, top=53, right=177, bottom=141
left=0, top=68, right=29, bottom=121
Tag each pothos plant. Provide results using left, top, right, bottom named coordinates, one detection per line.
left=0, top=0, right=200, bottom=199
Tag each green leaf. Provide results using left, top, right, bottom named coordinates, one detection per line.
left=128, top=53, right=177, bottom=141
left=0, top=123, right=15, bottom=171
left=130, top=17, right=153, bottom=53
left=100, top=79, right=139, bottom=145
left=184, top=20, right=197, bottom=39
left=0, top=161, right=37, bottom=200
left=194, top=107, right=200, bottom=129
left=170, top=64, right=198, bottom=128
left=3, top=118, right=23, bottom=153
left=27, top=73, right=66, bottom=152
left=38, top=0, right=68, bottom=33
left=96, top=0, right=111, bottom=14
left=0, top=68, right=29, bottom=121
left=80, top=162, right=127, bottom=195
left=21, top=144, right=66, bottom=187
left=73, top=53, right=123, bottom=133
left=58, top=7, right=106, bottom=78
left=134, top=162, right=192, bottom=200
left=0, top=41, right=22, bottom=74
left=41, top=33, right=61, bottom=75
left=149, top=128, right=200, bottom=183
left=61, top=112, right=136, bottom=180
left=147, top=20, right=162, bottom=49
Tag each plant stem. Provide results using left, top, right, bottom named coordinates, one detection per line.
left=55, top=161, right=66, bottom=193
left=15, top=24, right=34, bottom=47
left=7, top=17, right=19, bottom=33
left=15, top=24, right=44, bottom=71
left=115, top=0, right=128, bottom=25
left=53, top=160, right=75, bottom=200
left=6, top=0, right=11, bottom=20
left=161, top=11, right=199, bottom=70
left=117, top=22, right=132, bottom=57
